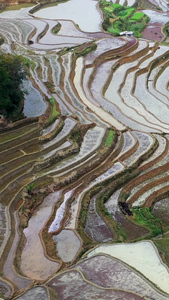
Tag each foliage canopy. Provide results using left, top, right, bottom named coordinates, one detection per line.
left=99, top=0, right=149, bottom=37
left=0, top=53, right=27, bottom=117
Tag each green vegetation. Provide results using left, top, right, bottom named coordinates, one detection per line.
left=99, top=0, right=149, bottom=37
left=120, top=191, right=130, bottom=202
left=4, top=3, right=33, bottom=11
left=132, top=207, right=163, bottom=237
left=105, top=129, right=114, bottom=147
left=96, top=189, right=127, bottom=241
left=59, top=41, right=97, bottom=57
left=70, top=130, right=80, bottom=143
left=48, top=97, right=60, bottom=124
left=45, top=81, right=55, bottom=93
left=0, top=124, right=38, bottom=143
left=52, top=23, right=61, bottom=34
left=26, top=182, right=35, bottom=193
left=130, top=11, right=145, bottom=21
left=163, top=21, right=169, bottom=37
left=0, top=53, right=27, bottom=118
left=156, top=6, right=162, bottom=10
left=77, top=188, right=100, bottom=246
left=22, top=57, right=36, bottom=70
left=118, top=7, right=135, bottom=19
left=154, top=238, right=169, bottom=265
left=103, top=3, right=122, bottom=14
left=73, top=42, right=97, bottom=57
left=0, top=36, right=4, bottom=46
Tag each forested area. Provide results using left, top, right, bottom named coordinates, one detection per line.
left=0, top=53, right=27, bottom=118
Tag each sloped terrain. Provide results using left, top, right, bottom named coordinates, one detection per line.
left=1, top=0, right=169, bottom=299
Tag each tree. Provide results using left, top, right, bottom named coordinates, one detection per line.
left=0, top=53, right=27, bottom=117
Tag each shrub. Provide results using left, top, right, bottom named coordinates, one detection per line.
left=107, top=26, right=120, bottom=35
left=26, top=183, right=35, bottom=193
left=134, top=31, right=142, bottom=38
left=118, top=10, right=128, bottom=17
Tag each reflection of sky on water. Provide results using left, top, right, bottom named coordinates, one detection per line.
left=34, top=0, right=102, bottom=32
left=0, top=7, right=32, bottom=18
left=22, top=79, right=46, bottom=117
left=142, top=9, right=169, bottom=24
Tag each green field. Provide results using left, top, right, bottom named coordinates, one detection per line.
left=99, top=0, right=150, bottom=37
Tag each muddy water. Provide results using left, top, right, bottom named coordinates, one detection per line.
left=53, top=229, right=81, bottom=262
left=87, top=241, right=169, bottom=294
left=85, top=195, right=113, bottom=242
left=0, top=279, right=12, bottom=298
left=3, top=213, right=32, bottom=289
left=16, top=286, right=49, bottom=300
left=20, top=192, right=61, bottom=280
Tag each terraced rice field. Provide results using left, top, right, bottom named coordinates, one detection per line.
left=1, top=0, right=169, bottom=299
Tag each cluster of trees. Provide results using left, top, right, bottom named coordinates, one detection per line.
left=100, top=1, right=149, bottom=37
left=0, top=53, right=27, bottom=118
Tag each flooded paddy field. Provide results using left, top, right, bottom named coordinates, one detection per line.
left=1, top=0, right=169, bottom=299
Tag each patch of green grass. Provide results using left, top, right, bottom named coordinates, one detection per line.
left=118, top=7, right=135, bottom=19
left=132, top=207, right=162, bottom=237
left=154, top=239, right=169, bottom=252
left=73, top=42, right=97, bottom=57
left=26, top=183, right=35, bottom=193
left=133, top=31, right=142, bottom=38
left=102, top=2, right=122, bottom=14
left=130, top=12, right=145, bottom=21
left=48, top=97, right=60, bottom=124
left=105, top=129, right=114, bottom=147
left=103, top=5, right=115, bottom=13
left=156, top=6, right=162, bottom=10
left=22, top=56, right=36, bottom=70
left=107, top=26, right=120, bottom=35
left=154, top=238, right=169, bottom=265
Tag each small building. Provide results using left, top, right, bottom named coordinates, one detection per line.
left=119, top=31, right=134, bottom=36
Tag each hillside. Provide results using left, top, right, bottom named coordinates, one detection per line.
left=1, top=0, right=169, bottom=299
